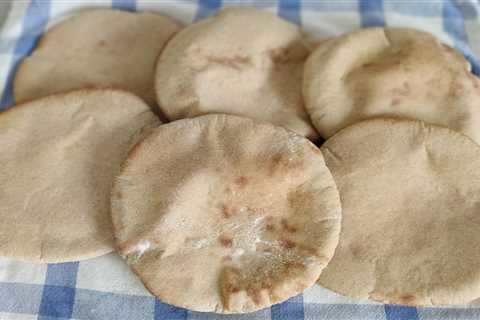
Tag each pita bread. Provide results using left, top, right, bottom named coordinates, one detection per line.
left=14, top=9, right=181, bottom=107
left=154, top=7, right=318, bottom=139
left=111, top=114, right=341, bottom=313
left=0, top=89, right=160, bottom=263
left=319, top=118, right=480, bottom=306
left=303, top=27, right=480, bottom=143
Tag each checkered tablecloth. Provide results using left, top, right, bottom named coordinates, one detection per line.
left=1, top=1, right=480, bottom=319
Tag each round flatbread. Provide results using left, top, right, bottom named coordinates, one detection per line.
left=14, top=9, right=181, bottom=107
left=303, top=27, right=480, bottom=143
left=111, top=114, right=341, bottom=313
left=0, top=89, right=160, bottom=263
left=319, top=118, right=480, bottom=306
left=155, top=7, right=318, bottom=139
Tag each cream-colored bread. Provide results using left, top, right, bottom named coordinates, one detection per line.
left=0, top=89, right=160, bottom=263
left=111, top=114, right=340, bottom=313
left=14, top=9, right=181, bottom=108
left=303, top=28, right=480, bottom=143
left=319, top=118, right=480, bottom=306
left=155, top=7, right=318, bottom=139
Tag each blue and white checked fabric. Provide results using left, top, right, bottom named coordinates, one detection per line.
left=1, top=1, right=480, bottom=319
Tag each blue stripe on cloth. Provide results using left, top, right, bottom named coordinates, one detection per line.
left=271, top=294, right=304, bottom=320
left=250, top=0, right=278, bottom=9
left=359, top=0, right=385, bottom=27
left=154, top=299, right=187, bottom=320
left=72, top=288, right=156, bottom=320
left=384, top=0, right=476, bottom=19
left=385, top=304, right=419, bottom=320
left=0, top=282, right=43, bottom=314
left=302, top=1, right=358, bottom=12
left=38, top=285, right=76, bottom=319
left=112, top=0, right=136, bottom=11
left=43, top=262, right=79, bottom=288
left=304, top=303, right=386, bottom=320
left=0, top=0, right=50, bottom=110
left=417, top=307, right=480, bottom=320
left=442, top=0, right=480, bottom=75
left=382, top=1, right=443, bottom=17
left=195, top=0, right=222, bottom=21
left=278, top=0, right=301, bottom=25
left=38, top=262, right=79, bottom=319
left=453, top=1, right=479, bottom=19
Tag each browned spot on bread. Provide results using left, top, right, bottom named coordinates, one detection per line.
left=177, top=85, right=189, bottom=97
left=380, top=290, right=420, bottom=306
left=269, top=153, right=304, bottom=176
left=284, top=261, right=305, bottom=270
left=265, top=223, right=275, bottom=231
left=390, top=97, right=402, bottom=106
left=399, top=293, right=418, bottom=305
left=219, top=266, right=242, bottom=310
left=223, top=272, right=241, bottom=293
left=206, top=55, right=251, bottom=70
left=391, top=82, right=411, bottom=97
left=271, top=154, right=283, bottom=166
left=234, top=176, right=249, bottom=188
left=220, top=264, right=281, bottom=310
left=261, top=279, right=273, bottom=290
left=269, top=47, right=291, bottom=64
left=230, top=286, right=241, bottom=293
left=246, top=206, right=262, bottom=214
left=280, top=239, right=296, bottom=249
left=97, top=40, right=107, bottom=47
left=350, top=244, right=365, bottom=258
left=287, top=189, right=308, bottom=209
left=281, top=219, right=298, bottom=233
left=230, top=267, right=241, bottom=275
left=116, top=242, right=128, bottom=253
left=219, top=234, right=233, bottom=248
left=220, top=203, right=235, bottom=218
left=222, top=255, right=232, bottom=262
left=247, top=288, right=263, bottom=305
left=297, top=244, right=317, bottom=256
left=260, top=246, right=274, bottom=253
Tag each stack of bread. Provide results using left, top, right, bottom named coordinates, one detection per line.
left=1, top=7, right=480, bottom=314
